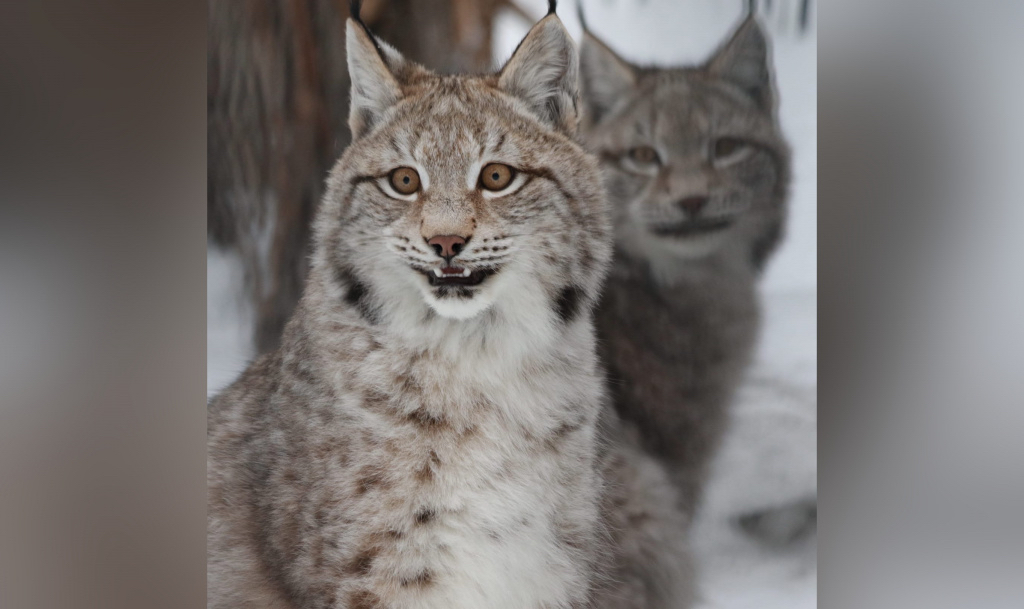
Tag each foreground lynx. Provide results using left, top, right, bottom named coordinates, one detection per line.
left=208, top=3, right=691, bottom=608
left=579, top=15, right=792, bottom=517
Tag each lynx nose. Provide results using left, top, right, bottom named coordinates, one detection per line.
left=677, top=196, right=708, bottom=217
left=426, top=234, right=468, bottom=263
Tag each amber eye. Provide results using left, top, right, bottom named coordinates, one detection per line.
left=713, top=137, right=748, bottom=160
left=627, top=146, right=660, bottom=165
left=479, top=163, right=515, bottom=191
left=389, top=167, right=420, bottom=195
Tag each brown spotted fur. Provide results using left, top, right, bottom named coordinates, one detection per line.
left=209, top=8, right=693, bottom=609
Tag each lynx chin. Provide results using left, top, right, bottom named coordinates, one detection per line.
left=208, top=3, right=692, bottom=608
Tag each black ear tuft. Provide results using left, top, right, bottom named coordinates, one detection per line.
left=349, top=0, right=384, bottom=57
left=547, top=0, right=557, bottom=16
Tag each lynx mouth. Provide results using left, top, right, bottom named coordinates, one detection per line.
left=422, top=265, right=495, bottom=287
left=649, top=218, right=734, bottom=238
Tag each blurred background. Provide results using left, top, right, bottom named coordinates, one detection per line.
left=206, top=1, right=816, bottom=608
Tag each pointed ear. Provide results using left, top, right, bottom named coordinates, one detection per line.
left=579, top=31, right=637, bottom=125
left=498, top=15, right=580, bottom=134
left=346, top=18, right=405, bottom=139
left=706, top=16, right=774, bottom=111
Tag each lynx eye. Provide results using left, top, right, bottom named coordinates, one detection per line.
left=627, top=146, right=660, bottom=165
left=713, top=137, right=749, bottom=160
left=479, top=163, right=515, bottom=191
left=389, top=167, right=421, bottom=195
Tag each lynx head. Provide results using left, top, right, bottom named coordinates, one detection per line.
left=311, top=3, right=609, bottom=338
left=579, top=15, right=789, bottom=273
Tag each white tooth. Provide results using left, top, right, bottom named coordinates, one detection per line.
left=433, top=268, right=443, bottom=277
left=461, top=268, right=471, bottom=277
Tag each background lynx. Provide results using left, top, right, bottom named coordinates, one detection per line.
left=209, top=5, right=691, bottom=608
left=579, top=14, right=792, bottom=516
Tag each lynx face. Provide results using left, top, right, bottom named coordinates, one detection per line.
left=314, top=16, right=608, bottom=326
left=580, top=18, right=789, bottom=268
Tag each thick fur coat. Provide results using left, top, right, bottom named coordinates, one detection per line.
left=209, top=7, right=692, bottom=608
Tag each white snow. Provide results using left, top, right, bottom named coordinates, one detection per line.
left=208, top=1, right=817, bottom=605
left=207, top=245, right=254, bottom=396
left=690, top=290, right=817, bottom=609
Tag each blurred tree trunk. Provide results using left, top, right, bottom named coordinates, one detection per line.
left=208, top=0, right=506, bottom=354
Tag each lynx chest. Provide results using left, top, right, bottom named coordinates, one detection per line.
left=290, top=347, right=604, bottom=608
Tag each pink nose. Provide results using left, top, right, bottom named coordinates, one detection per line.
left=677, top=196, right=708, bottom=217
left=426, top=234, right=467, bottom=261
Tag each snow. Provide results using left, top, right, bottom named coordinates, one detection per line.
left=690, top=290, right=817, bottom=609
left=206, top=245, right=254, bottom=396
left=207, top=1, right=817, bottom=605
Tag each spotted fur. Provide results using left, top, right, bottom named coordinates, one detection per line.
left=209, top=9, right=689, bottom=609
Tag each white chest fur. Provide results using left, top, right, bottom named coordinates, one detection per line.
left=333, top=326, right=603, bottom=608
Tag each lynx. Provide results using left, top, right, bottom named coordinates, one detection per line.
left=208, top=4, right=691, bottom=608
left=579, top=15, right=792, bottom=517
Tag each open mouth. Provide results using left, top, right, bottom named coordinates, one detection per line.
left=422, top=265, right=495, bottom=287
left=648, top=218, right=734, bottom=238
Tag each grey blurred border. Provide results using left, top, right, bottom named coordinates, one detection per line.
left=3, top=0, right=1024, bottom=607
left=0, top=1, right=207, bottom=608
left=820, top=0, right=1024, bottom=607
